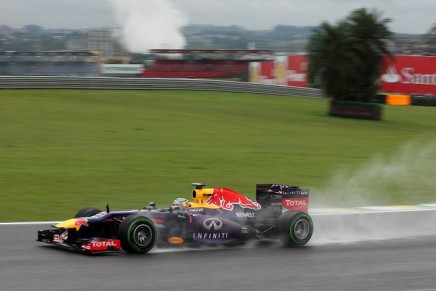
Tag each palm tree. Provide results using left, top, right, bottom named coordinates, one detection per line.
left=423, top=24, right=436, bottom=55
left=307, top=8, right=393, bottom=103
left=307, top=21, right=366, bottom=100
left=347, top=8, right=393, bottom=101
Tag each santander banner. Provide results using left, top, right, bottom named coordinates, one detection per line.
left=380, top=55, right=436, bottom=95
left=251, top=54, right=436, bottom=95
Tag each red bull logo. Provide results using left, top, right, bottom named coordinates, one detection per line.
left=74, top=219, right=88, bottom=230
left=206, top=188, right=261, bottom=211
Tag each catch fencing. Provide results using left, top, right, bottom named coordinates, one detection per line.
left=0, top=76, right=324, bottom=98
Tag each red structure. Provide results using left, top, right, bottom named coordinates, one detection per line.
left=380, top=55, right=436, bottom=95
left=249, top=55, right=308, bottom=87
left=141, top=49, right=274, bottom=80
left=251, top=54, right=436, bottom=96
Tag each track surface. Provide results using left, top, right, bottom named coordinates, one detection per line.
left=2, top=223, right=436, bottom=291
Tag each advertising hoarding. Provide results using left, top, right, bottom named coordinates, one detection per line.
left=251, top=54, right=436, bottom=96
left=380, top=55, right=436, bottom=95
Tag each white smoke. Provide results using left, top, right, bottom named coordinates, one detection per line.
left=312, top=139, right=436, bottom=208
left=307, top=139, right=436, bottom=246
left=111, top=0, right=187, bottom=53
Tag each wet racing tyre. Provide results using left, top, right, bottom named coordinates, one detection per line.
left=74, top=207, right=102, bottom=218
left=118, top=214, right=157, bottom=254
left=278, top=211, right=313, bottom=247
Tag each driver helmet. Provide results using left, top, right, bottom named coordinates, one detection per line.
left=172, top=197, right=189, bottom=209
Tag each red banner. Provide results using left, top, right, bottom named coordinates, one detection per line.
left=252, top=54, right=436, bottom=95
left=250, top=56, right=308, bottom=86
left=380, top=55, right=436, bottom=95
left=273, top=55, right=308, bottom=87
left=249, top=61, right=275, bottom=84
left=286, top=55, right=308, bottom=87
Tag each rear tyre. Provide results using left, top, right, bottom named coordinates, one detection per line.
left=74, top=207, right=102, bottom=218
left=118, top=214, right=157, bottom=254
left=278, top=211, right=313, bottom=246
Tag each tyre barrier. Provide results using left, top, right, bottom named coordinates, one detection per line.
left=0, top=76, right=325, bottom=99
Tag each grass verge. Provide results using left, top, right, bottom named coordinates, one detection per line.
left=0, top=89, right=435, bottom=221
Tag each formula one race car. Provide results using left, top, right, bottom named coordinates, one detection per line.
left=37, top=183, right=313, bottom=254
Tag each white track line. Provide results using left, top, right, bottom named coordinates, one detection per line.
left=312, top=208, right=436, bottom=216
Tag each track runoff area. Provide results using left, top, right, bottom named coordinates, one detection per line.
left=2, top=204, right=436, bottom=247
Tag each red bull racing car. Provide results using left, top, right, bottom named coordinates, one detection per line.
left=37, top=183, right=313, bottom=254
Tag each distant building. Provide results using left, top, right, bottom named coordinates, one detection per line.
left=0, top=51, right=100, bottom=76
left=141, top=49, right=274, bottom=81
left=66, top=29, right=130, bottom=63
left=0, top=25, right=17, bottom=37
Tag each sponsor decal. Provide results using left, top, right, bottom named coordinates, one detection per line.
left=282, top=197, right=309, bottom=212
left=53, top=235, right=60, bottom=243
left=53, top=230, right=68, bottom=243
left=235, top=212, right=255, bottom=218
left=283, top=189, right=309, bottom=196
left=382, top=66, right=436, bottom=85
left=207, top=188, right=261, bottom=211
left=189, top=208, right=204, bottom=213
left=193, top=232, right=229, bottom=240
left=192, top=217, right=232, bottom=242
left=88, top=239, right=121, bottom=251
left=269, top=185, right=309, bottom=196
left=401, top=68, right=436, bottom=85
left=283, top=199, right=308, bottom=207
left=202, top=218, right=223, bottom=231
left=168, top=236, right=184, bottom=245
left=381, top=66, right=402, bottom=83
left=60, top=230, right=68, bottom=241
left=91, top=241, right=117, bottom=247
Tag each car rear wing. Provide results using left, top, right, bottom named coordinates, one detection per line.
left=256, top=184, right=309, bottom=214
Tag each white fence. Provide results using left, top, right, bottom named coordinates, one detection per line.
left=0, top=76, right=324, bottom=98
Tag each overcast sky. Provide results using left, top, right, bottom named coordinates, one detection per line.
left=0, top=0, right=434, bottom=34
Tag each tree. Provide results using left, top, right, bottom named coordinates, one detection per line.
left=423, top=23, right=436, bottom=55
left=307, top=8, right=393, bottom=102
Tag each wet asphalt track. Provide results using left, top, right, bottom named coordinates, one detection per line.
left=2, top=223, right=436, bottom=291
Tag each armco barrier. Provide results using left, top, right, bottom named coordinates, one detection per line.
left=0, top=76, right=325, bottom=98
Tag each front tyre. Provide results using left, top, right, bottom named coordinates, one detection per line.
left=118, top=214, right=157, bottom=254
left=278, top=211, right=313, bottom=247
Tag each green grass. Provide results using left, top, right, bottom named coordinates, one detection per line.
left=0, top=89, right=435, bottom=221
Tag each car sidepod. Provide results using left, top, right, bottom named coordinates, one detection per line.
left=191, top=214, right=250, bottom=244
